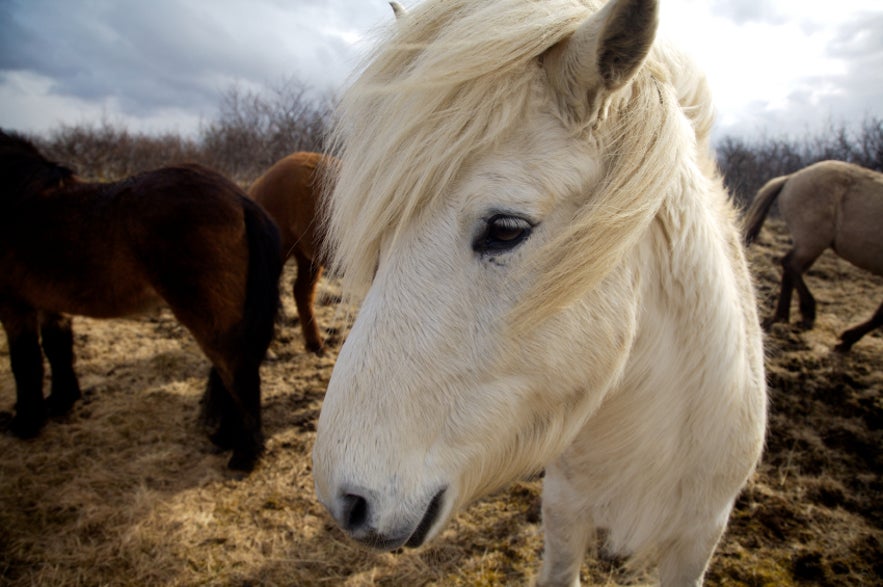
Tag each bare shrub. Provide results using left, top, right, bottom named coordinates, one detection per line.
left=26, top=90, right=882, bottom=212
left=200, top=78, right=333, bottom=184
left=28, top=77, right=332, bottom=185
left=37, top=120, right=203, bottom=182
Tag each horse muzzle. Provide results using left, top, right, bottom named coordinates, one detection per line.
left=319, top=485, right=448, bottom=551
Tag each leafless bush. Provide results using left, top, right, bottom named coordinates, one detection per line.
left=200, top=78, right=333, bottom=184
left=28, top=92, right=882, bottom=210
left=30, top=77, right=332, bottom=185
left=37, top=120, right=204, bottom=182
left=718, top=116, right=883, bottom=210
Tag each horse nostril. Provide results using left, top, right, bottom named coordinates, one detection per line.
left=341, top=493, right=369, bottom=532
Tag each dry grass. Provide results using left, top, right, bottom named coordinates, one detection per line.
left=1, top=222, right=881, bottom=586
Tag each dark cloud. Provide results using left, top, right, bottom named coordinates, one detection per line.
left=0, top=0, right=390, bottom=121
left=1, top=0, right=880, bottom=138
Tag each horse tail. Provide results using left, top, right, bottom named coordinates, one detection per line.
left=742, top=174, right=789, bottom=246
left=240, top=197, right=283, bottom=364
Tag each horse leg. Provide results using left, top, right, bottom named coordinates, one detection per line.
left=835, top=298, right=883, bottom=352
left=659, top=525, right=724, bottom=587
left=767, top=249, right=818, bottom=330
left=293, top=250, right=324, bottom=355
left=1, top=309, right=47, bottom=437
left=788, top=242, right=826, bottom=329
left=764, top=252, right=796, bottom=330
left=175, top=304, right=266, bottom=470
left=228, top=361, right=264, bottom=471
left=792, top=273, right=816, bottom=330
left=199, top=366, right=235, bottom=447
left=656, top=521, right=728, bottom=587
left=201, top=359, right=264, bottom=471
left=536, top=463, right=596, bottom=587
left=40, top=312, right=81, bottom=416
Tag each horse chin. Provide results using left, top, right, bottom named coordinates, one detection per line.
left=403, top=487, right=448, bottom=548
left=351, top=530, right=411, bottom=552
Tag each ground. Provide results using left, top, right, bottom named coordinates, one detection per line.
left=0, top=219, right=880, bottom=586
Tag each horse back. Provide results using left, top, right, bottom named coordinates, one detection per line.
left=248, top=152, right=333, bottom=261
left=1, top=165, right=252, bottom=320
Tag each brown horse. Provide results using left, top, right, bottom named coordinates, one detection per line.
left=744, top=160, right=883, bottom=351
left=0, top=130, right=282, bottom=470
left=248, top=152, right=336, bottom=355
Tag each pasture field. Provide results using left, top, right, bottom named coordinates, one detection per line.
left=1, top=219, right=881, bottom=586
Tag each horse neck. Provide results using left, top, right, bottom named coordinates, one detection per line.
left=638, top=168, right=760, bottom=379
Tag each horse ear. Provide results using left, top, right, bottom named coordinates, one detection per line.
left=389, top=2, right=406, bottom=19
left=543, top=0, right=658, bottom=124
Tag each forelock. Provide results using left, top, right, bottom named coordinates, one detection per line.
left=324, top=0, right=596, bottom=301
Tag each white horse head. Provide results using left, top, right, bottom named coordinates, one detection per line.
left=313, top=0, right=766, bottom=584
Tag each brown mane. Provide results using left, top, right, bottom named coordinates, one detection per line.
left=0, top=131, right=74, bottom=202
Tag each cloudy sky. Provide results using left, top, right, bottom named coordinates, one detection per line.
left=1, top=0, right=881, bottom=141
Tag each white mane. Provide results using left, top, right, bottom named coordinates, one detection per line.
left=325, top=0, right=717, bottom=324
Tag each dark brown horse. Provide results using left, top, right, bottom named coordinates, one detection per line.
left=744, top=160, right=883, bottom=352
left=0, top=130, right=282, bottom=470
left=248, top=152, right=336, bottom=355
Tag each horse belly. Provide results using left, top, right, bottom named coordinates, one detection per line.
left=25, top=276, right=162, bottom=319
left=8, top=253, right=163, bottom=319
left=833, top=191, right=883, bottom=275
left=778, top=180, right=837, bottom=249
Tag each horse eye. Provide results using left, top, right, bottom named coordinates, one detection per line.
left=473, top=214, right=533, bottom=255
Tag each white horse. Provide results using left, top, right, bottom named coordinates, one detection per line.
left=312, top=1, right=767, bottom=585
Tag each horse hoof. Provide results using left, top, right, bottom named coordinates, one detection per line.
left=227, top=450, right=259, bottom=472
left=833, top=341, right=853, bottom=354
left=307, top=341, right=326, bottom=356
left=209, top=428, right=236, bottom=450
left=46, top=393, right=80, bottom=417
left=10, top=412, right=47, bottom=439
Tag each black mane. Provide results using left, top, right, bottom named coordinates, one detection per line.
left=0, top=129, right=75, bottom=200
